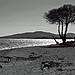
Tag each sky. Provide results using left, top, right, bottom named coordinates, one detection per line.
left=0, top=0, right=75, bottom=36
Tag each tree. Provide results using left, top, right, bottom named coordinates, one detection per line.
left=44, top=4, right=75, bottom=44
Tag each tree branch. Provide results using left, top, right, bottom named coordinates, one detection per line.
left=61, top=21, right=64, bottom=36
left=58, top=21, right=61, bottom=37
left=51, top=35, right=60, bottom=45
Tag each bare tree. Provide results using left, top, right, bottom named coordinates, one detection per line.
left=44, top=4, right=75, bottom=45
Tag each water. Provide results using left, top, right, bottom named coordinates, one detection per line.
left=0, top=39, right=74, bottom=50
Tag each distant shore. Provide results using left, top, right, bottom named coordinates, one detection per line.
left=0, top=31, right=75, bottom=39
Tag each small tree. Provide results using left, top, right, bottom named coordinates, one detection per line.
left=44, top=4, right=75, bottom=44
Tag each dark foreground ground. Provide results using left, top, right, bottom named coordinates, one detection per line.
left=0, top=46, right=75, bottom=75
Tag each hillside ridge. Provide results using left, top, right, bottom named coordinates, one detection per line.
left=0, top=31, right=75, bottom=39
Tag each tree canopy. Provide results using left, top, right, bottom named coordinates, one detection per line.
left=44, top=4, right=75, bottom=44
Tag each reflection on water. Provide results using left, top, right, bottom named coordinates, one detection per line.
left=0, top=39, right=74, bottom=50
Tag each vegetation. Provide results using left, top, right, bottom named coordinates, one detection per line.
left=44, top=4, right=75, bottom=45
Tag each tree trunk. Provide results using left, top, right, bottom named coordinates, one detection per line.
left=58, top=21, right=68, bottom=45
left=62, top=37, right=66, bottom=44
left=58, top=21, right=61, bottom=37
left=61, top=22, right=63, bottom=36
left=63, top=23, right=68, bottom=45
left=58, top=21, right=64, bottom=44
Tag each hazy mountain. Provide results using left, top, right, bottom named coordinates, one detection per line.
left=0, top=31, right=75, bottom=39
left=66, top=33, right=75, bottom=38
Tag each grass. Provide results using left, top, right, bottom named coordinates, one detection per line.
left=0, top=45, right=75, bottom=75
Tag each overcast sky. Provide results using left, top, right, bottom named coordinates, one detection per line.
left=0, top=0, right=75, bottom=36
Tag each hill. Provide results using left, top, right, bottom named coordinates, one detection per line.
left=0, top=31, right=75, bottom=39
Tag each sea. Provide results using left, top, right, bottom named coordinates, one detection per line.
left=0, top=39, right=74, bottom=50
